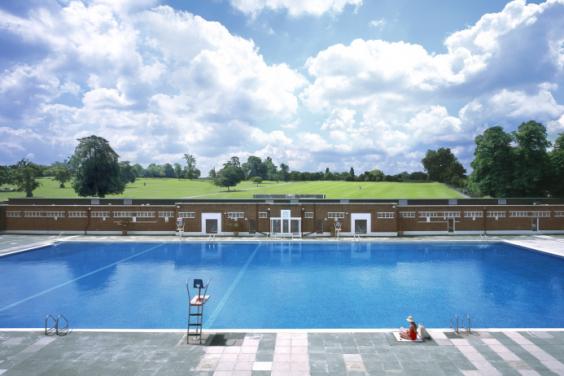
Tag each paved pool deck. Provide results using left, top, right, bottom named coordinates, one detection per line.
left=1, top=330, right=564, bottom=375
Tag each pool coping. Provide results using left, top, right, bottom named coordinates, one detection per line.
left=2, top=327, right=564, bottom=333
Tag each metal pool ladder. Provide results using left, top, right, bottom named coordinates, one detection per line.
left=44, top=314, right=70, bottom=336
left=186, top=279, right=210, bottom=344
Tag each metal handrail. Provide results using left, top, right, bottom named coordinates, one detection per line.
left=45, top=314, right=57, bottom=336
left=57, top=314, right=70, bottom=336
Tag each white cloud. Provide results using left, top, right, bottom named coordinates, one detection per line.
left=228, top=0, right=362, bottom=17
left=369, top=19, right=385, bottom=30
left=297, top=0, right=564, bottom=172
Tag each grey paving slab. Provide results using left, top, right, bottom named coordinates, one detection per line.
left=0, top=331, right=563, bottom=375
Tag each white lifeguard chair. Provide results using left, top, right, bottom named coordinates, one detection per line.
left=176, top=217, right=185, bottom=237
left=334, top=220, right=342, bottom=239
left=186, top=278, right=210, bottom=344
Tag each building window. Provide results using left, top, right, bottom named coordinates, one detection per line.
left=443, top=211, right=461, bottom=218
left=6, top=211, right=21, bottom=218
left=68, top=211, right=87, bottom=218
left=159, top=211, right=174, bottom=218
left=400, top=211, right=415, bottom=218
left=464, top=211, right=483, bottom=218
left=487, top=211, right=506, bottom=218
left=258, top=212, right=268, bottom=219
left=510, top=211, right=529, bottom=218
left=418, top=211, right=442, bottom=218
left=178, top=212, right=196, bottom=218
left=532, top=211, right=550, bottom=218
left=24, top=211, right=65, bottom=218
left=554, top=211, right=564, bottom=217
left=91, top=211, right=110, bottom=218
left=227, top=212, right=244, bottom=220
left=328, top=212, right=345, bottom=219
left=304, top=212, right=314, bottom=219
left=136, top=211, right=155, bottom=218
left=377, top=212, right=395, bottom=219
left=113, top=211, right=134, bottom=218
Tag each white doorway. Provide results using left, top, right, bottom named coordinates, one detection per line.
left=201, top=213, right=222, bottom=234
left=351, top=213, right=371, bottom=235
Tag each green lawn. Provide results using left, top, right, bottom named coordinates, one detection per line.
left=0, top=178, right=464, bottom=200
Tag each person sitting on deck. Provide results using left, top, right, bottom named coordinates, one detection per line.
left=400, top=315, right=418, bottom=340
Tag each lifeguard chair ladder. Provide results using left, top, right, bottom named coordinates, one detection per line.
left=186, top=279, right=210, bottom=344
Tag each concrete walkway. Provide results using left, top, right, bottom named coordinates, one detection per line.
left=504, top=236, right=564, bottom=259
left=0, top=330, right=563, bottom=375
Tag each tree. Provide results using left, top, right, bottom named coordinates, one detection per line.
left=470, top=126, right=515, bottom=197
left=214, top=163, right=244, bottom=191
left=208, top=168, right=217, bottom=179
left=347, top=167, right=355, bottom=181
left=279, top=163, right=290, bottom=181
left=242, top=156, right=266, bottom=179
left=512, top=121, right=551, bottom=196
left=550, top=133, right=564, bottom=197
left=119, top=161, right=137, bottom=184
left=132, top=163, right=144, bottom=178
left=264, top=157, right=278, bottom=181
left=173, top=163, right=183, bottom=179
left=163, top=163, right=175, bottom=178
left=250, top=176, right=263, bottom=187
left=52, top=162, right=72, bottom=188
left=422, top=148, right=466, bottom=186
left=71, top=135, right=125, bottom=197
left=145, top=163, right=164, bottom=177
left=184, top=153, right=201, bottom=179
left=13, top=159, right=41, bottom=197
left=0, top=165, right=13, bottom=186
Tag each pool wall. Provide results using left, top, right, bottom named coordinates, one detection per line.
left=2, top=198, right=564, bottom=237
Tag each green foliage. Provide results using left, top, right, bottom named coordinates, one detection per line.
left=208, top=168, right=217, bottom=179
left=264, top=157, right=278, bottom=181
left=250, top=176, right=263, bottom=187
left=184, top=153, right=201, bottom=179
left=13, top=159, right=41, bottom=197
left=512, top=121, right=551, bottom=196
left=422, top=148, right=466, bottom=186
left=71, top=135, right=125, bottom=197
left=278, top=163, right=289, bottom=181
left=173, top=163, right=183, bottom=179
left=470, top=126, right=514, bottom=197
left=132, top=163, right=144, bottom=178
left=0, top=165, right=12, bottom=186
left=51, top=162, right=72, bottom=188
left=214, top=157, right=245, bottom=191
left=119, top=161, right=137, bottom=184
left=242, top=156, right=267, bottom=179
left=163, top=163, right=175, bottom=178
left=550, top=133, right=564, bottom=197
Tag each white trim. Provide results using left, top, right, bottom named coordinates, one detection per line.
left=351, top=213, right=371, bottom=235
left=126, top=231, right=176, bottom=235
left=201, top=213, right=222, bottom=235
left=3, top=327, right=562, bottom=333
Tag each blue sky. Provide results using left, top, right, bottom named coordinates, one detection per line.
left=0, top=0, right=563, bottom=174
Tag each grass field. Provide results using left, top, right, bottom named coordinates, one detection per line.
left=0, top=178, right=464, bottom=200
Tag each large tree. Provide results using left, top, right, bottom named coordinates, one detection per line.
left=264, top=157, right=278, bottom=181
left=470, top=126, right=514, bottom=197
left=512, top=121, right=551, bottom=196
left=119, top=161, right=137, bottom=184
left=13, top=159, right=41, bottom=197
left=184, top=153, right=201, bottom=179
left=51, top=162, right=72, bottom=188
left=549, top=133, right=564, bottom=197
left=71, top=135, right=125, bottom=197
left=242, top=156, right=266, bottom=179
left=0, top=165, right=12, bottom=186
left=422, top=148, right=466, bottom=186
left=278, top=163, right=290, bottom=181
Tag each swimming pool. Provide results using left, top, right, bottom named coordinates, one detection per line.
left=0, top=241, right=562, bottom=329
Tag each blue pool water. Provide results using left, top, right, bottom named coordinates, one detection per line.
left=0, top=241, right=563, bottom=329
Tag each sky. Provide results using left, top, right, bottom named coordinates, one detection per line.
left=0, top=0, right=563, bottom=175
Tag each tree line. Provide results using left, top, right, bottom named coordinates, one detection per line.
left=1, top=120, right=563, bottom=198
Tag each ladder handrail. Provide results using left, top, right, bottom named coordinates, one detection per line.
left=45, top=314, right=57, bottom=336
left=57, top=314, right=70, bottom=336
